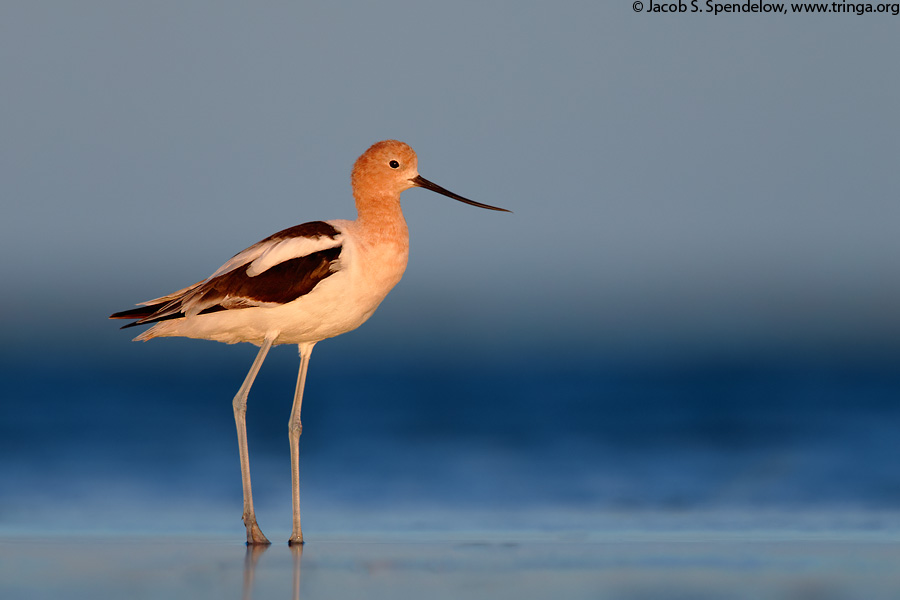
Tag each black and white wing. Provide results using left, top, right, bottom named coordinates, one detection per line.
left=110, top=221, right=344, bottom=328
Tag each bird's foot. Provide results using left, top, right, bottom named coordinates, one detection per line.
left=288, top=531, right=304, bottom=546
left=243, top=515, right=271, bottom=545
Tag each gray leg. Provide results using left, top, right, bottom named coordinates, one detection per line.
left=288, top=342, right=315, bottom=545
left=233, top=335, right=276, bottom=545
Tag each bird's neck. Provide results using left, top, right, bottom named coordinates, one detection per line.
left=354, top=193, right=409, bottom=245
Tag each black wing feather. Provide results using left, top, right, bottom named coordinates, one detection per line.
left=110, top=245, right=342, bottom=328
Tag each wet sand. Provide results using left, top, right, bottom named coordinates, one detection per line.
left=3, top=524, right=899, bottom=600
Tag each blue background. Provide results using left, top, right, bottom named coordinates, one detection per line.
left=1, top=2, right=899, bottom=537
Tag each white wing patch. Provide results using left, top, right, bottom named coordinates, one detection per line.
left=246, top=235, right=343, bottom=277
left=206, top=246, right=269, bottom=280
left=205, top=230, right=343, bottom=281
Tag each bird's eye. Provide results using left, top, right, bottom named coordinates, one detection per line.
left=389, top=160, right=400, bottom=169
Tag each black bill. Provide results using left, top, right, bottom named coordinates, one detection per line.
left=411, top=175, right=511, bottom=212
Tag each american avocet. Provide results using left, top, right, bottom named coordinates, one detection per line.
left=110, top=140, right=509, bottom=545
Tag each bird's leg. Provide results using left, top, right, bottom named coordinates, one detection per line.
left=288, top=342, right=315, bottom=545
left=233, top=335, right=276, bottom=545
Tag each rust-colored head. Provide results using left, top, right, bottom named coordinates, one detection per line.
left=351, top=140, right=420, bottom=199
left=351, top=140, right=510, bottom=211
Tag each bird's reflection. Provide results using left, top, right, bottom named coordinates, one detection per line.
left=290, top=544, right=303, bottom=599
left=241, top=543, right=303, bottom=600
left=241, top=544, right=268, bottom=600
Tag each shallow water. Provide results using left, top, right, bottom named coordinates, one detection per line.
left=3, top=521, right=900, bottom=600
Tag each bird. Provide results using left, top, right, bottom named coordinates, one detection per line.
left=110, top=140, right=510, bottom=545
